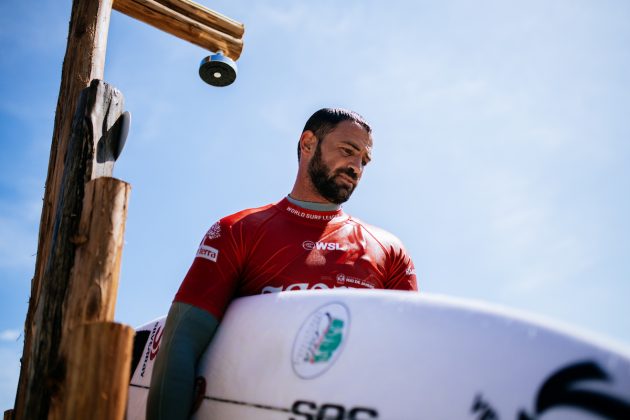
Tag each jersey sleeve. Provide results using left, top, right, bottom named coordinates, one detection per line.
left=355, top=219, right=419, bottom=292
left=385, top=244, right=419, bottom=291
left=174, top=219, right=244, bottom=319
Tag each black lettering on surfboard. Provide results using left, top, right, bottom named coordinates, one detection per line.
left=290, top=400, right=378, bottom=419
left=471, top=360, right=630, bottom=419
left=317, top=404, right=344, bottom=420
left=140, top=322, right=162, bottom=378
left=471, top=394, right=498, bottom=420
left=130, top=330, right=150, bottom=380
left=291, top=400, right=317, bottom=420
left=348, top=407, right=379, bottom=419
left=518, top=360, right=630, bottom=419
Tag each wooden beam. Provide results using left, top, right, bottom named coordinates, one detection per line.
left=154, top=0, right=244, bottom=39
left=49, top=322, right=134, bottom=420
left=114, top=0, right=244, bottom=60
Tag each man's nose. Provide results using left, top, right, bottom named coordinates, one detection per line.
left=347, top=158, right=362, bottom=178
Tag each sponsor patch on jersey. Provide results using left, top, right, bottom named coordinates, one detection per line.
left=262, top=282, right=331, bottom=294
left=302, top=240, right=347, bottom=251
left=286, top=205, right=340, bottom=221
left=205, top=221, right=221, bottom=240
left=405, top=267, right=416, bottom=276
left=336, top=272, right=374, bottom=288
left=197, top=244, right=219, bottom=262
left=261, top=277, right=372, bottom=294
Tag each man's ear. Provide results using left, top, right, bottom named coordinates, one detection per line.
left=299, top=130, right=318, bottom=157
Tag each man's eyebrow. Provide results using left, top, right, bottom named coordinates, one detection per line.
left=341, top=141, right=372, bottom=163
left=341, top=140, right=368, bottom=152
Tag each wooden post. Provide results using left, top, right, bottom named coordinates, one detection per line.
left=45, top=176, right=131, bottom=420
left=13, top=78, right=124, bottom=419
left=50, top=322, right=134, bottom=420
left=13, top=0, right=114, bottom=417
left=12, top=0, right=244, bottom=418
left=64, top=177, right=131, bottom=332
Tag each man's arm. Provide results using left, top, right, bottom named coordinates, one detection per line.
left=384, top=238, right=418, bottom=291
left=146, top=302, right=219, bottom=420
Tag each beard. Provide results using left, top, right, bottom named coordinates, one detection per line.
left=308, top=144, right=358, bottom=204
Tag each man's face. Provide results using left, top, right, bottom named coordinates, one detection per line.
left=307, top=121, right=373, bottom=204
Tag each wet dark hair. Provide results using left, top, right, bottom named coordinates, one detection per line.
left=297, top=108, right=372, bottom=161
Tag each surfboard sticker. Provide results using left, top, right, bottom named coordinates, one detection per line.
left=292, top=302, right=350, bottom=379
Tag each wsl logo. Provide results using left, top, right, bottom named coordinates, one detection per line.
left=303, top=240, right=347, bottom=251
left=292, top=302, right=350, bottom=379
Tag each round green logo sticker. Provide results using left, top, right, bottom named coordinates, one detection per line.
left=292, top=302, right=350, bottom=379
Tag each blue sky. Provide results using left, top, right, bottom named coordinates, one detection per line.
left=1, top=0, right=630, bottom=410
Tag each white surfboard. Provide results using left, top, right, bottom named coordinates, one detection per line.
left=127, top=290, right=630, bottom=419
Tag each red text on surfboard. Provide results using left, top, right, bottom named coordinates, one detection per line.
left=149, top=326, right=163, bottom=360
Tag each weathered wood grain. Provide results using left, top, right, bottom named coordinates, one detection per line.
left=13, top=0, right=243, bottom=417
left=64, top=177, right=131, bottom=333
left=13, top=77, right=125, bottom=420
left=154, top=0, right=244, bottom=38
left=13, top=0, right=114, bottom=413
left=50, top=322, right=134, bottom=420
left=114, top=0, right=243, bottom=59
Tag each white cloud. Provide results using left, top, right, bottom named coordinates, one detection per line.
left=0, top=330, right=20, bottom=342
left=506, top=236, right=593, bottom=293
left=0, top=192, right=41, bottom=272
left=0, top=0, right=70, bottom=53
left=0, top=347, right=20, bottom=412
left=477, top=168, right=596, bottom=294
left=0, top=216, right=38, bottom=270
left=254, top=3, right=308, bottom=30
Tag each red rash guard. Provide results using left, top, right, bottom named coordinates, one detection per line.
left=175, top=198, right=418, bottom=319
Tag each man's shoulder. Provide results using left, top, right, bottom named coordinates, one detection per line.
left=348, top=216, right=406, bottom=249
left=219, top=201, right=279, bottom=227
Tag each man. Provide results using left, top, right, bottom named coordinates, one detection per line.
left=147, top=108, right=418, bottom=419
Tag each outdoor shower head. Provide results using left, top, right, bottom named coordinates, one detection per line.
left=199, top=52, right=237, bottom=87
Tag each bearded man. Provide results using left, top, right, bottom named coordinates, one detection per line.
left=147, top=108, right=418, bottom=419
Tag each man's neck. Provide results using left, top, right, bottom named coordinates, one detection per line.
left=286, top=195, right=341, bottom=211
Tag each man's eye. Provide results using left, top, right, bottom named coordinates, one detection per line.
left=341, top=148, right=352, bottom=156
